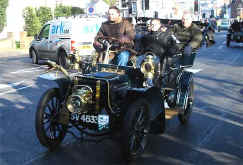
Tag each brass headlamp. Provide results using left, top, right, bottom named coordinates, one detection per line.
left=140, top=53, right=156, bottom=79
left=66, top=86, right=93, bottom=113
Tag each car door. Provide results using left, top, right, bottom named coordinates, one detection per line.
left=37, top=24, right=50, bottom=59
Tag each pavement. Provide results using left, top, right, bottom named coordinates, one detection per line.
left=0, top=48, right=29, bottom=57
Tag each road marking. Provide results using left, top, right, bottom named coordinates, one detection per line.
left=0, top=84, right=33, bottom=96
left=0, top=81, right=25, bottom=89
left=10, top=66, right=48, bottom=74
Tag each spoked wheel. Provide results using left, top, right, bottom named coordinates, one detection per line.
left=35, top=88, right=67, bottom=149
left=122, top=98, right=150, bottom=161
left=178, top=79, right=194, bottom=124
left=31, top=49, right=38, bottom=64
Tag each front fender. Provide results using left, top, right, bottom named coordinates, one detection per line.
left=39, top=72, right=71, bottom=99
left=126, top=87, right=165, bottom=121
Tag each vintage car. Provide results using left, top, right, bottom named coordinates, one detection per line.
left=35, top=30, right=198, bottom=161
left=226, top=21, right=243, bottom=47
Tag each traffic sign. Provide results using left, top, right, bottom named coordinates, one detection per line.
left=88, top=7, right=94, bottom=14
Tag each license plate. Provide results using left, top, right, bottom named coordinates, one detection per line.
left=79, top=44, right=92, bottom=50
left=70, top=114, right=109, bottom=126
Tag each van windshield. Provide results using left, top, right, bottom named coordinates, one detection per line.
left=222, top=22, right=229, bottom=25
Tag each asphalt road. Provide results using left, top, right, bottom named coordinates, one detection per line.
left=0, top=32, right=243, bottom=165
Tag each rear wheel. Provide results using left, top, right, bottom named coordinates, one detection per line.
left=58, top=51, right=70, bottom=69
left=122, top=98, right=150, bottom=161
left=178, top=79, right=194, bottom=124
left=35, top=88, right=67, bottom=149
left=31, top=49, right=38, bottom=64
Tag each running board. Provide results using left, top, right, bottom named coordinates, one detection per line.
left=165, top=108, right=179, bottom=119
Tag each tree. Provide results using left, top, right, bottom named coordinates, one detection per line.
left=23, top=7, right=41, bottom=36
left=103, top=0, right=116, bottom=6
left=0, top=0, right=8, bottom=33
left=54, top=4, right=72, bottom=18
left=36, top=7, right=53, bottom=26
left=71, top=7, right=85, bottom=16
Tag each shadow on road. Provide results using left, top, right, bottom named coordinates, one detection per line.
left=0, top=54, right=243, bottom=165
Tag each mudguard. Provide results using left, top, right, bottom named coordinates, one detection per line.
left=126, top=87, right=165, bottom=121
left=125, top=87, right=165, bottom=134
left=39, top=72, right=71, bottom=100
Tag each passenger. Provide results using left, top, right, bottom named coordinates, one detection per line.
left=171, top=11, right=203, bottom=65
left=93, top=6, right=135, bottom=66
left=160, top=11, right=203, bottom=89
left=136, top=18, right=175, bottom=67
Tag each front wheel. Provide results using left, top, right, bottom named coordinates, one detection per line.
left=35, top=88, right=67, bottom=149
left=122, top=98, right=150, bottom=161
left=178, top=79, right=194, bottom=124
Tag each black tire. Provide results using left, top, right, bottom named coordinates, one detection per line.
left=58, top=51, right=70, bottom=69
left=122, top=98, right=150, bottom=161
left=226, top=40, right=230, bottom=47
left=31, top=49, right=38, bottom=64
left=178, top=79, right=194, bottom=124
left=35, top=88, right=67, bottom=149
left=150, top=111, right=166, bottom=134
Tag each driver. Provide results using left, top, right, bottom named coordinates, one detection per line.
left=93, top=6, right=135, bottom=66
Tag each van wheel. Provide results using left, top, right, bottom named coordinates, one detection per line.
left=31, top=49, right=38, bottom=64
left=58, top=51, right=70, bottom=69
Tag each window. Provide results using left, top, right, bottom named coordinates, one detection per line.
left=145, top=0, right=149, bottom=10
left=121, top=0, right=127, bottom=8
left=39, top=24, right=50, bottom=39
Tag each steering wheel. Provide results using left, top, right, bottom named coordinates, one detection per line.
left=97, top=36, right=120, bottom=45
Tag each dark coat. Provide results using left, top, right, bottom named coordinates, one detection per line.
left=94, top=19, right=135, bottom=46
left=140, top=29, right=179, bottom=58
left=172, top=23, right=203, bottom=50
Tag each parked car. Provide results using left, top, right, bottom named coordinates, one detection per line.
left=29, top=15, right=106, bottom=68
left=218, top=19, right=231, bottom=32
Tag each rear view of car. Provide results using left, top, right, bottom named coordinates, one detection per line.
left=218, top=19, right=230, bottom=31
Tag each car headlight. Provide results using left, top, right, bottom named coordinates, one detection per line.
left=140, top=54, right=155, bottom=79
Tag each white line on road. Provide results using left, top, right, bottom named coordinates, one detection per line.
left=0, top=84, right=33, bottom=96
left=10, top=66, right=48, bottom=74
left=0, top=80, right=25, bottom=89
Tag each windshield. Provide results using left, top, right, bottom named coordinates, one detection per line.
left=221, top=22, right=229, bottom=25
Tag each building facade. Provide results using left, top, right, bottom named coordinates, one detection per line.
left=231, top=0, right=243, bottom=19
left=117, top=0, right=197, bottom=19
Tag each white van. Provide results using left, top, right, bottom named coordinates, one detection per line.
left=29, top=15, right=106, bottom=68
